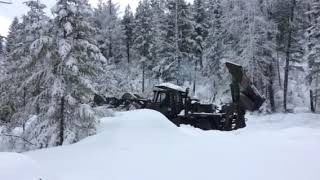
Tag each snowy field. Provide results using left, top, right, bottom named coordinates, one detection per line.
left=1, top=109, right=320, bottom=180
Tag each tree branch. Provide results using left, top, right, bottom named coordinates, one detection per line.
left=0, top=1, right=12, bottom=4
left=0, top=134, right=37, bottom=146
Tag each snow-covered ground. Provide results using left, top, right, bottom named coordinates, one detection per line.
left=1, top=109, right=320, bottom=180
left=0, top=152, right=47, bottom=180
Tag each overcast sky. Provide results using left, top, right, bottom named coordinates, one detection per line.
left=0, top=0, right=140, bottom=36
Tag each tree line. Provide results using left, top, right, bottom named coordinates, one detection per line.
left=0, top=0, right=320, bottom=150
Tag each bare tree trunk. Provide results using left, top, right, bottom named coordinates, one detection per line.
left=35, top=81, right=40, bottom=114
left=175, top=0, right=180, bottom=85
left=315, top=67, right=319, bottom=111
left=283, top=0, right=296, bottom=112
left=199, top=52, right=203, bottom=70
left=268, top=65, right=276, bottom=112
left=142, top=62, right=145, bottom=93
left=310, top=90, right=315, bottom=113
left=59, top=96, right=65, bottom=146
left=283, top=31, right=292, bottom=112
left=307, top=3, right=315, bottom=113
left=175, top=0, right=179, bottom=57
left=276, top=50, right=282, bottom=88
left=126, top=40, right=130, bottom=64
left=108, top=1, right=113, bottom=59
left=109, top=35, right=112, bottom=58
left=23, top=87, right=27, bottom=107
left=22, top=87, right=27, bottom=131
left=193, top=60, right=197, bottom=94
left=189, top=56, right=192, bottom=84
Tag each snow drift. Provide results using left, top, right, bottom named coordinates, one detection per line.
left=1, top=109, right=319, bottom=180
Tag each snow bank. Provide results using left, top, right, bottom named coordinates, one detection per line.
left=99, top=109, right=177, bottom=132
left=77, top=109, right=181, bottom=147
left=0, top=152, right=47, bottom=180
left=23, top=110, right=320, bottom=180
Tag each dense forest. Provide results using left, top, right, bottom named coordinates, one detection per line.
left=0, top=0, right=320, bottom=151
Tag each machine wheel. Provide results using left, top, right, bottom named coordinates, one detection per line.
left=221, top=104, right=242, bottom=131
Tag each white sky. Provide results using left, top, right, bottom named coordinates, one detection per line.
left=0, top=0, right=140, bottom=36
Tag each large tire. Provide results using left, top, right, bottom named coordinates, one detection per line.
left=221, top=103, right=245, bottom=131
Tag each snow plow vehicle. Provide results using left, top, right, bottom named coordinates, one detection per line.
left=94, top=62, right=265, bottom=131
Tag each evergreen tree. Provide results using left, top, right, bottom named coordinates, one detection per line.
left=192, top=0, right=209, bottom=69
left=0, top=35, right=4, bottom=55
left=0, top=0, right=52, bottom=150
left=203, top=0, right=226, bottom=100
left=190, top=0, right=209, bottom=93
left=150, top=0, right=166, bottom=72
left=3, top=0, right=48, bottom=124
left=94, top=0, right=122, bottom=63
left=122, top=5, right=134, bottom=64
left=0, top=17, right=23, bottom=128
left=204, top=0, right=223, bottom=76
left=18, top=0, right=49, bottom=108
left=133, top=0, right=153, bottom=92
left=6, top=17, right=19, bottom=54
left=44, top=0, right=107, bottom=146
left=1, top=0, right=106, bottom=149
left=283, top=0, right=297, bottom=112
left=307, top=0, right=320, bottom=112
left=158, top=0, right=193, bottom=84
left=272, top=0, right=309, bottom=111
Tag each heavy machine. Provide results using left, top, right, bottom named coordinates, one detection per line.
left=94, top=62, right=265, bottom=131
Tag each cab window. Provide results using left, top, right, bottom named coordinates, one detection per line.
left=154, top=92, right=168, bottom=103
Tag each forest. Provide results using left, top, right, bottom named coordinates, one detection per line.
left=0, top=0, right=320, bottom=151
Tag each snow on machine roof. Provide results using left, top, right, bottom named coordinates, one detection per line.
left=155, top=83, right=186, bottom=93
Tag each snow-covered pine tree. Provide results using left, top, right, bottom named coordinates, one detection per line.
left=0, top=23, right=19, bottom=125
left=133, top=0, right=153, bottom=92
left=255, top=0, right=279, bottom=112
left=272, top=0, right=310, bottom=111
left=122, top=5, right=134, bottom=64
left=306, top=0, right=320, bottom=112
left=38, top=0, right=107, bottom=146
left=94, top=0, right=122, bottom=64
left=0, top=36, right=4, bottom=73
left=6, top=0, right=106, bottom=150
left=93, top=3, right=140, bottom=98
left=0, top=35, right=4, bottom=55
left=0, top=34, right=4, bottom=81
left=191, top=0, right=209, bottom=70
left=158, top=0, right=193, bottom=84
left=282, top=0, right=297, bottom=112
left=0, top=0, right=52, bottom=151
left=190, top=0, right=209, bottom=93
left=203, top=0, right=226, bottom=101
left=20, top=0, right=48, bottom=111
left=150, top=0, right=166, bottom=75
left=204, top=0, right=224, bottom=73
left=1, top=0, right=49, bottom=128
left=6, top=17, right=19, bottom=54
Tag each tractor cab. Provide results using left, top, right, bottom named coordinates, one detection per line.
left=150, top=83, right=187, bottom=120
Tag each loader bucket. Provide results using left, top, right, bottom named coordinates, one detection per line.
left=225, top=62, right=265, bottom=111
left=225, top=62, right=243, bottom=83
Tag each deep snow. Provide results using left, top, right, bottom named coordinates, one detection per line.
left=0, top=152, right=47, bottom=180
left=1, top=109, right=320, bottom=180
